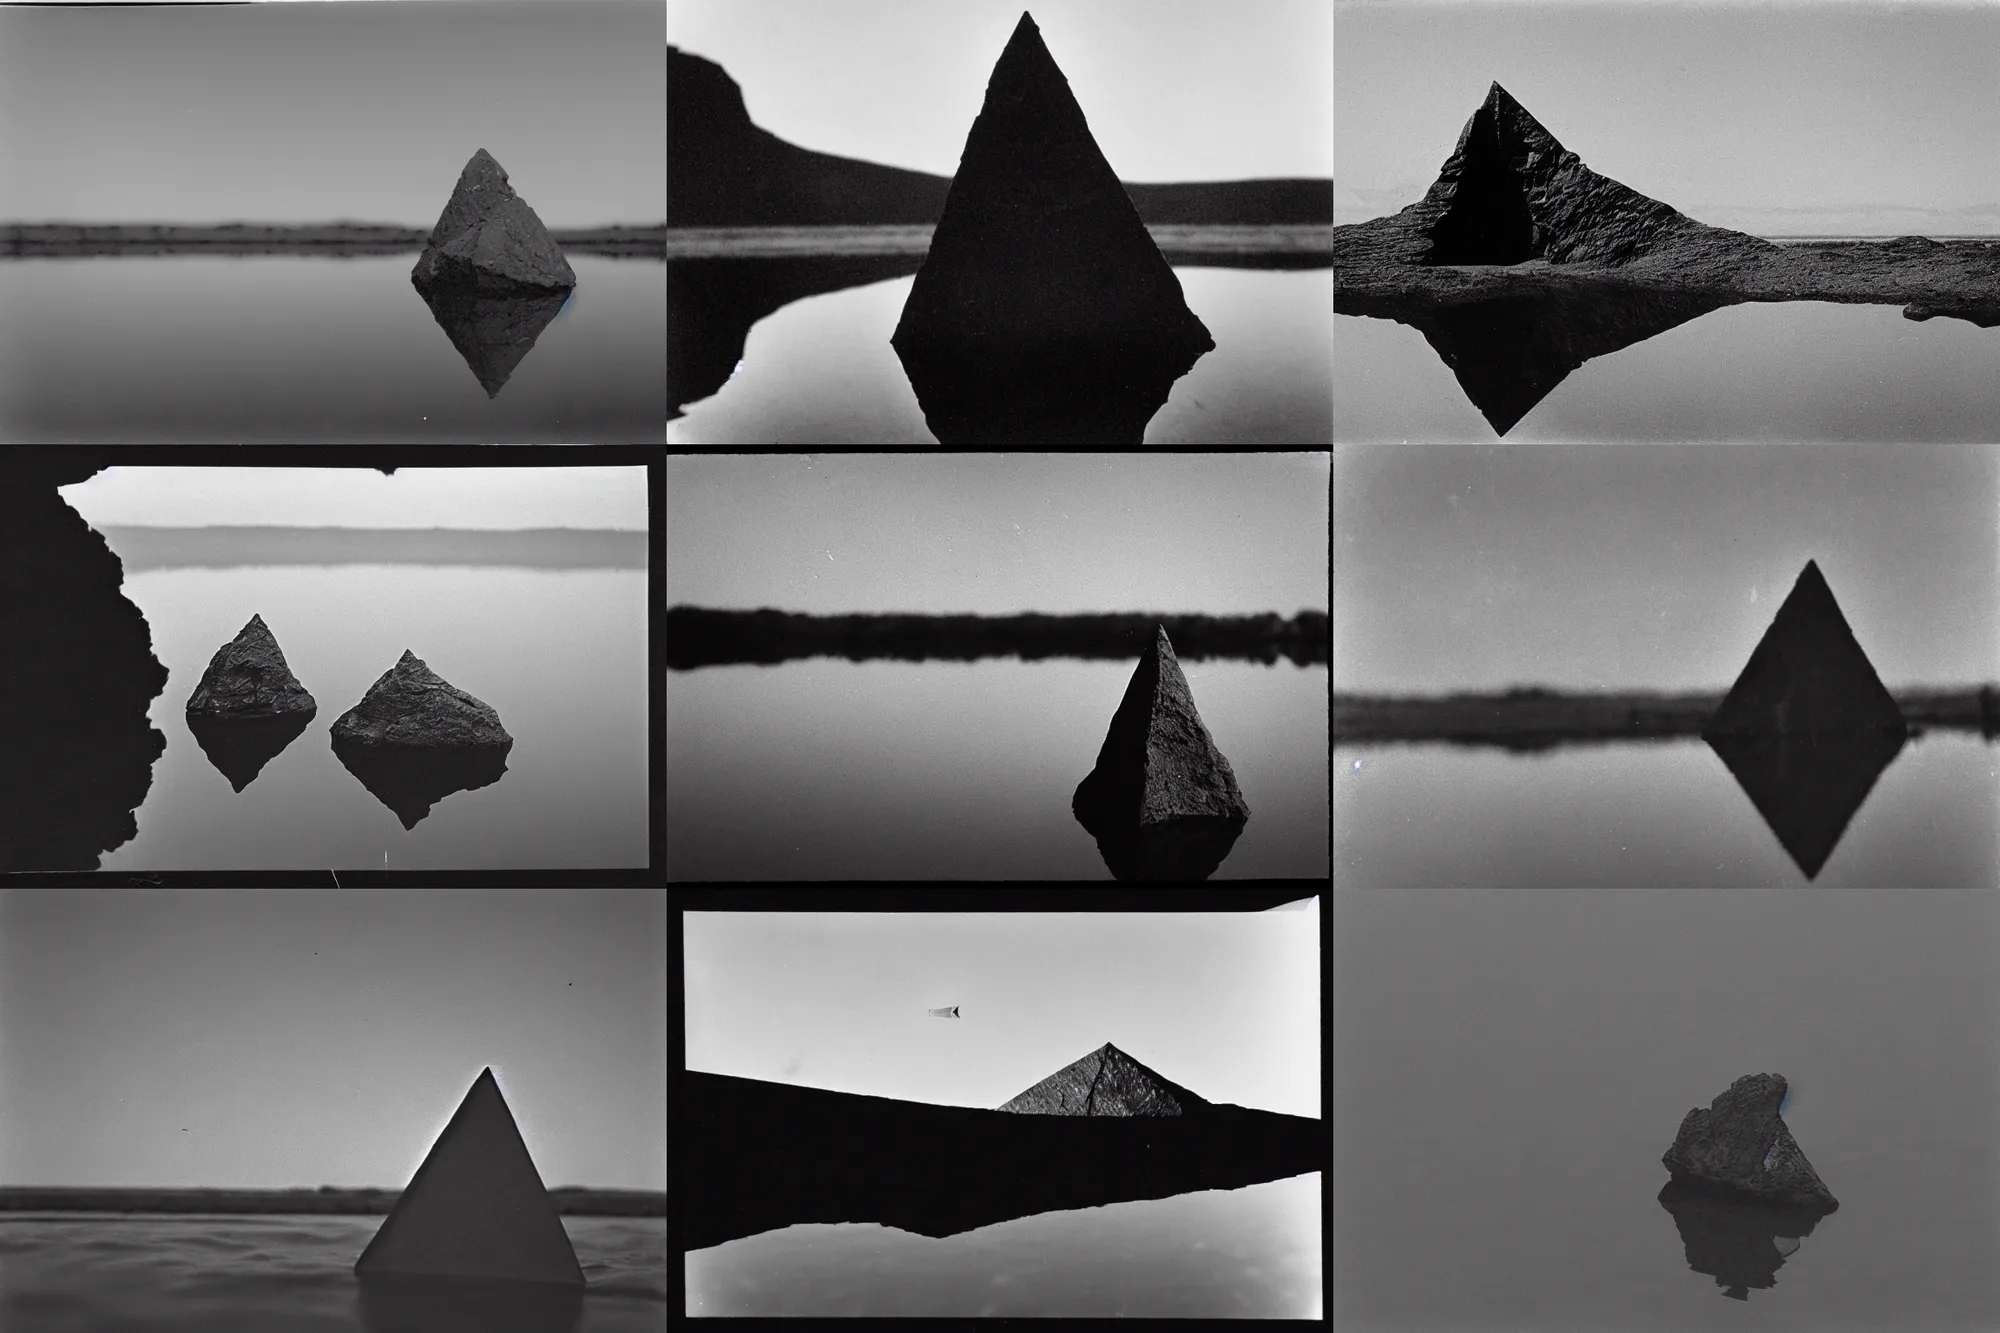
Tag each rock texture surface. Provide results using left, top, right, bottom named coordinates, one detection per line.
left=411, top=150, right=576, bottom=293
left=997, top=1042, right=1210, bottom=1116
left=1074, top=626, right=1249, bottom=835
left=186, top=614, right=317, bottom=717
left=1706, top=561, right=1906, bottom=739
left=331, top=650, right=512, bottom=749
left=1662, top=1074, right=1838, bottom=1209
left=414, top=284, right=571, bottom=398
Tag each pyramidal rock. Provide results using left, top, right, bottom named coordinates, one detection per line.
left=411, top=149, right=577, bottom=292
left=1073, top=626, right=1249, bottom=834
left=185, top=614, right=316, bottom=717
left=1662, top=1073, right=1838, bottom=1210
left=331, top=650, right=512, bottom=749
left=1705, top=561, right=1906, bottom=738
left=997, top=1042, right=1210, bottom=1116
left=354, top=1067, right=584, bottom=1287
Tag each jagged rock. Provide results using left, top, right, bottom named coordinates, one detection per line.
left=890, top=12, right=1213, bottom=444
left=185, top=614, right=317, bottom=717
left=1705, top=561, right=1907, bottom=738
left=997, top=1042, right=1210, bottom=1116
left=1074, top=626, right=1249, bottom=835
left=331, top=650, right=512, bottom=749
left=1662, top=1074, right=1838, bottom=1209
left=411, top=149, right=576, bottom=293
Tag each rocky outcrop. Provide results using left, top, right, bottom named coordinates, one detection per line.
left=411, top=149, right=576, bottom=293
left=331, top=650, right=512, bottom=749
left=186, top=614, right=316, bottom=717
left=997, top=1041, right=1211, bottom=1116
left=1662, top=1074, right=1838, bottom=1210
left=1074, top=626, right=1249, bottom=835
left=1706, top=561, right=1906, bottom=739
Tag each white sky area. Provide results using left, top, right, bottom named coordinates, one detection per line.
left=1336, top=0, right=2000, bottom=235
left=59, top=467, right=646, bottom=531
left=685, top=905, right=1321, bottom=1119
left=671, top=0, right=1332, bottom=182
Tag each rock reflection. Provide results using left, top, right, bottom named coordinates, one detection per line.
left=355, top=1274, right=581, bottom=1333
left=332, top=738, right=511, bottom=830
left=414, top=285, right=572, bottom=398
left=1084, top=814, right=1246, bottom=881
left=893, top=336, right=1207, bottom=445
left=1705, top=729, right=1907, bottom=880
left=1656, top=1179, right=1835, bottom=1301
left=187, top=712, right=315, bottom=793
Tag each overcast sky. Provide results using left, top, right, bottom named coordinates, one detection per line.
left=60, top=467, right=646, bottom=530
left=1336, top=0, right=2000, bottom=235
left=0, top=1, right=665, bottom=226
left=0, top=889, right=665, bottom=1191
left=670, top=0, right=1332, bottom=182
left=685, top=904, right=1319, bottom=1119
left=1334, top=445, right=2000, bottom=693
left=667, top=453, right=1329, bottom=616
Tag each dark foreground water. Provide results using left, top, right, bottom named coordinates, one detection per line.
left=666, top=659, right=1329, bottom=880
left=0, top=256, right=665, bottom=441
left=686, top=1171, right=1318, bottom=1317
left=97, top=562, right=647, bottom=872
left=0, top=1214, right=667, bottom=1333
left=669, top=268, right=1332, bottom=444
left=1335, top=889, right=1999, bottom=1332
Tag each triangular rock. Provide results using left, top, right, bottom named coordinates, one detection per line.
left=355, top=1067, right=584, bottom=1287
left=411, top=149, right=577, bottom=293
left=1662, top=1073, right=1838, bottom=1210
left=1705, top=561, right=1907, bottom=738
left=187, top=712, right=315, bottom=793
left=1705, top=728, right=1907, bottom=879
left=185, top=614, right=317, bottom=717
left=414, top=283, right=572, bottom=398
left=890, top=11, right=1213, bottom=443
left=997, top=1041, right=1210, bottom=1116
left=1073, top=625, right=1249, bottom=834
left=331, top=650, right=513, bottom=749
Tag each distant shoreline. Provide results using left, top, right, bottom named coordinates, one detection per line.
left=0, top=1186, right=665, bottom=1217
left=665, top=224, right=1333, bottom=268
left=2, top=224, right=667, bottom=258
left=97, top=526, right=648, bottom=571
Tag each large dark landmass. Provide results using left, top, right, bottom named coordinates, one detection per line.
left=2, top=224, right=667, bottom=258
left=1335, top=687, right=1998, bottom=751
left=0, top=1186, right=663, bottom=1218
left=675, top=1069, right=1321, bottom=1251
left=100, top=527, right=646, bottom=572
left=668, top=608, right=1329, bottom=669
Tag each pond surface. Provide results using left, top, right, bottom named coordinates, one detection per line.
left=669, top=267, right=1332, bottom=444
left=100, top=563, right=647, bottom=872
left=1333, top=734, right=1998, bottom=887
left=0, top=256, right=665, bottom=442
left=686, top=1172, right=1318, bottom=1317
left=1335, top=299, right=2000, bottom=441
left=666, top=659, right=1329, bottom=880
left=1335, top=888, right=1999, bottom=1332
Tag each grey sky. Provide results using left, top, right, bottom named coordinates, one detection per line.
left=685, top=904, right=1320, bottom=1118
left=666, top=453, right=1330, bottom=616
left=1336, top=1, right=2000, bottom=234
left=1333, top=445, right=2000, bottom=692
left=60, top=467, right=647, bottom=530
left=0, top=889, right=666, bottom=1190
left=670, top=0, right=1332, bottom=182
left=0, top=1, right=665, bottom=226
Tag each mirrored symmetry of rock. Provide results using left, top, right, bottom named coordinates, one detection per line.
left=1662, top=1073, right=1839, bottom=1211
left=415, top=284, right=573, bottom=398
left=186, top=614, right=317, bottom=718
left=1655, top=1178, right=1835, bottom=1301
left=330, top=651, right=513, bottom=828
left=890, top=12, right=1214, bottom=443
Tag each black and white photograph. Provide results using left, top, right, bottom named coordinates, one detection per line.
left=0, top=0, right=666, bottom=443
left=1333, top=444, right=1999, bottom=887
left=668, top=0, right=1333, bottom=443
left=666, top=452, right=1331, bottom=881
left=1334, top=0, right=2000, bottom=439
left=2, top=453, right=653, bottom=876
left=0, top=887, right=667, bottom=1332
left=676, top=895, right=1324, bottom=1316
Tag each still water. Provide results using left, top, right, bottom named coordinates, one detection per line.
left=686, top=1171, right=1319, bottom=1317
left=101, top=563, right=647, bottom=872
left=0, top=1214, right=667, bottom=1333
left=1335, top=300, right=2000, bottom=441
left=0, top=257, right=665, bottom=441
left=668, top=268, right=1333, bottom=444
left=666, top=659, right=1329, bottom=880
left=1333, top=734, right=1998, bottom=887
left=1334, top=889, right=1999, bottom=1332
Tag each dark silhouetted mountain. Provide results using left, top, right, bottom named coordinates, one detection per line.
left=1656, top=1179, right=1835, bottom=1301
left=188, top=712, right=316, bottom=793
left=1662, top=1074, right=1839, bottom=1209
left=1705, top=728, right=1907, bottom=879
left=415, top=283, right=573, bottom=398
left=1706, top=561, right=1907, bottom=740
left=997, top=1042, right=1210, bottom=1115
left=0, top=461, right=168, bottom=870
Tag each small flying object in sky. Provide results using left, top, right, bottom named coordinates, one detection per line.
left=927, top=1006, right=960, bottom=1019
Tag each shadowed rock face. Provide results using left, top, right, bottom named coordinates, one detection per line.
left=332, top=741, right=511, bottom=830
left=188, top=712, right=317, bottom=794
left=997, top=1042, right=1211, bottom=1116
left=1662, top=1074, right=1838, bottom=1210
left=1085, top=814, right=1247, bottom=882
left=1706, top=561, right=1907, bottom=740
left=332, top=650, right=513, bottom=749
left=186, top=614, right=316, bottom=717
left=890, top=11, right=1213, bottom=444
left=1705, top=729, right=1907, bottom=879
left=1656, top=1179, right=1834, bottom=1301
left=412, top=149, right=576, bottom=293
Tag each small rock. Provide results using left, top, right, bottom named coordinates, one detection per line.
left=1662, top=1073, right=1838, bottom=1209
left=331, top=650, right=512, bottom=749
left=186, top=614, right=317, bottom=717
left=411, top=149, right=576, bottom=293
